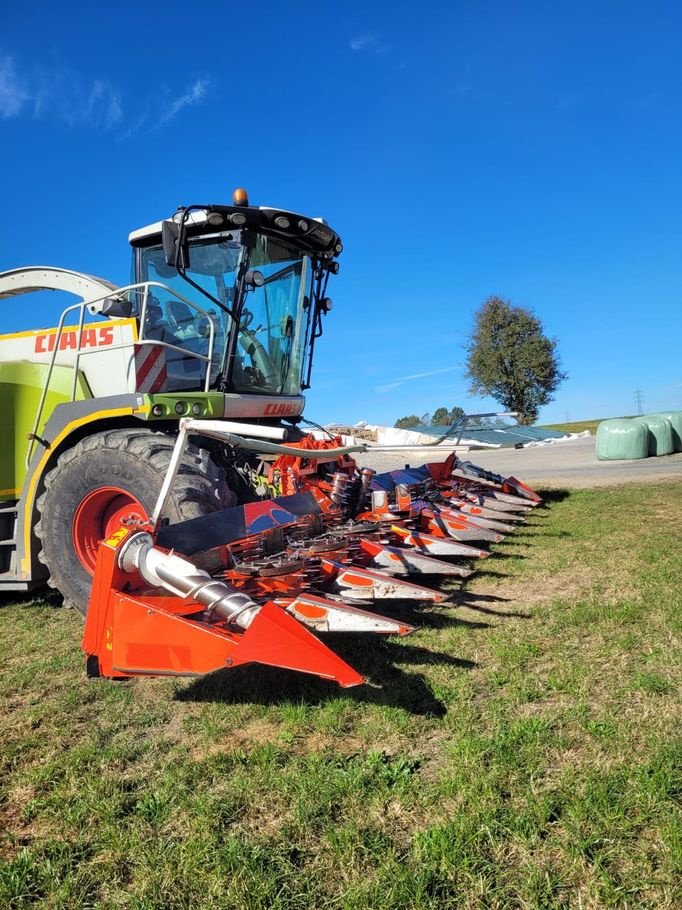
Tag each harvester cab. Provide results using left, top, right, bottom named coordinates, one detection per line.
left=128, top=187, right=341, bottom=399
left=0, top=188, right=542, bottom=688
left=0, top=189, right=343, bottom=605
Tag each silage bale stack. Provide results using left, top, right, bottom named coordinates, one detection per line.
left=649, top=411, right=682, bottom=452
left=596, top=418, right=649, bottom=460
left=596, top=413, right=682, bottom=460
left=634, top=414, right=674, bottom=457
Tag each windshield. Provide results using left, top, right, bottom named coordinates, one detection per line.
left=139, top=234, right=312, bottom=395
left=139, top=238, right=240, bottom=389
left=232, top=235, right=312, bottom=396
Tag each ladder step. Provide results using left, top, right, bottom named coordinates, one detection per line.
left=0, top=539, right=16, bottom=547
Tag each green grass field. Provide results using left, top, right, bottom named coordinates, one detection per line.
left=540, top=419, right=603, bottom=435
left=1, top=481, right=680, bottom=909
left=540, top=417, right=638, bottom=435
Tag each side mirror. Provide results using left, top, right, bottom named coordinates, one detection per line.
left=162, top=220, right=190, bottom=270
left=87, top=297, right=133, bottom=318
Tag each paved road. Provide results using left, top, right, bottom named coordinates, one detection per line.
left=362, top=436, right=682, bottom=489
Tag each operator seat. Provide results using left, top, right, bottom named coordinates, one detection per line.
left=143, top=297, right=176, bottom=343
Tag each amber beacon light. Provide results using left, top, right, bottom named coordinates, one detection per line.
left=233, top=187, right=249, bottom=206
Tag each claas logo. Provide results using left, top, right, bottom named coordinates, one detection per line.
left=34, top=326, right=115, bottom=353
left=263, top=402, right=299, bottom=416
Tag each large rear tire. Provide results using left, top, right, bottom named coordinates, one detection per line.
left=35, top=428, right=236, bottom=614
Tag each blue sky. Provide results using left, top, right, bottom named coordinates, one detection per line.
left=1, top=0, right=681, bottom=426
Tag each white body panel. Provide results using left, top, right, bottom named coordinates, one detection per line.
left=0, top=319, right=138, bottom=397
left=0, top=266, right=117, bottom=301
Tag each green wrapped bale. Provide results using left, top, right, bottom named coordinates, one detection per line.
left=650, top=411, right=682, bottom=452
left=596, top=419, right=649, bottom=461
left=634, top=415, right=674, bottom=456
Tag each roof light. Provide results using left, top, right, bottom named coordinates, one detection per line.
left=297, top=219, right=309, bottom=231
left=233, top=187, right=249, bottom=206
left=207, top=212, right=224, bottom=226
left=244, top=269, right=265, bottom=287
left=274, top=215, right=291, bottom=229
left=229, top=212, right=247, bottom=226
left=335, top=241, right=343, bottom=254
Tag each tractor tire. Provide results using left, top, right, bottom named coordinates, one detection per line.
left=35, top=428, right=236, bottom=614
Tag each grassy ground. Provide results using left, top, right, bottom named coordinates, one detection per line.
left=0, top=481, right=680, bottom=909
left=540, top=417, right=637, bottom=435
left=541, top=419, right=602, bottom=435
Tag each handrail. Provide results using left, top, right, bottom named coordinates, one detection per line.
left=26, top=281, right=218, bottom=467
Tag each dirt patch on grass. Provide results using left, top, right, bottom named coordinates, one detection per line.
left=190, top=717, right=281, bottom=758
left=0, top=787, right=51, bottom=862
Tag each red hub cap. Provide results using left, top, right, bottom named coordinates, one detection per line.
left=72, top=487, right=147, bottom=574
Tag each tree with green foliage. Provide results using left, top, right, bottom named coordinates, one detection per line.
left=432, top=405, right=466, bottom=426
left=394, top=414, right=421, bottom=429
left=465, top=296, right=567, bottom=425
left=397, top=406, right=467, bottom=429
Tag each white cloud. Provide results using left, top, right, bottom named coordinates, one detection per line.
left=374, top=365, right=461, bottom=394
left=87, top=80, right=123, bottom=129
left=27, top=63, right=123, bottom=130
left=116, top=104, right=152, bottom=143
left=374, top=382, right=402, bottom=394
left=0, top=49, right=208, bottom=139
left=154, top=77, right=210, bottom=128
left=350, top=34, right=387, bottom=54
left=0, top=54, right=30, bottom=118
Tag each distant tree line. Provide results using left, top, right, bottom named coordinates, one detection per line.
left=394, top=407, right=465, bottom=430
left=394, top=407, right=510, bottom=431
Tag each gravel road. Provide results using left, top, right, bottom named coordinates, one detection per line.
left=359, top=436, right=682, bottom=489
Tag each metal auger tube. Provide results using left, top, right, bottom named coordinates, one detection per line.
left=360, top=468, right=376, bottom=511
left=330, top=472, right=354, bottom=517
left=117, top=532, right=261, bottom=629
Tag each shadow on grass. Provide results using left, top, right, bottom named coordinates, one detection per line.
left=536, top=488, right=571, bottom=504
left=0, top=588, right=63, bottom=609
left=175, top=634, right=474, bottom=717
left=396, top=606, right=491, bottom=630
left=465, top=571, right=511, bottom=582
left=505, top=528, right=571, bottom=540
left=452, top=590, right=510, bottom=605
left=488, top=549, right=528, bottom=558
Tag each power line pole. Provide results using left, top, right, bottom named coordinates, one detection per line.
left=633, top=387, right=645, bottom=416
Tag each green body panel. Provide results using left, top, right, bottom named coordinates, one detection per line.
left=0, top=362, right=91, bottom=500
left=143, top=391, right=226, bottom=420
